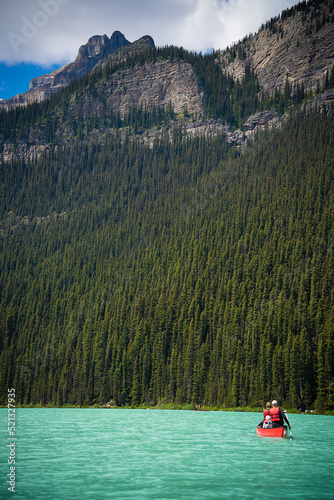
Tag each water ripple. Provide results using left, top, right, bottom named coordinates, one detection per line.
left=0, top=409, right=333, bottom=499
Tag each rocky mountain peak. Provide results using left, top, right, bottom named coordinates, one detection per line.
left=76, top=34, right=110, bottom=60
left=29, top=31, right=131, bottom=90
left=110, top=31, right=131, bottom=51
left=76, top=31, right=130, bottom=64
left=94, top=34, right=155, bottom=69
left=0, top=31, right=131, bottom=110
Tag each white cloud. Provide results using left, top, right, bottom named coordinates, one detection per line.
left=0, top=0, right=298, bottom=65
left=179, top=0, right=298, bottom=52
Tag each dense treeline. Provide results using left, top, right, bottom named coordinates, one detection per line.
left=0, top=109, right=333, bottom=410
left=262, top=0, right=334, bottom=33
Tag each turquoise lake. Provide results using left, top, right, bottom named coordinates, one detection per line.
left=0, top=409, right=333, bottom=499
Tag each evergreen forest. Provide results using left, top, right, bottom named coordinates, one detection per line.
left=1, top=108, right=333, bottom=411
left=0, top=12, right=334, bottom=411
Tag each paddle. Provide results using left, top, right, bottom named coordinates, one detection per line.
left=284, top=410, right=294, bottom=439
left=289, top=426, right=294, bottom=439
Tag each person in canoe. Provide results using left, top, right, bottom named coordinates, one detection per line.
left=269, top=400, right=291, bottom=431
left=263, top=415, right=273, bottom=428
left=257, top=401, right=272, bottom=428
left=263, top=401, right=271, bottom=418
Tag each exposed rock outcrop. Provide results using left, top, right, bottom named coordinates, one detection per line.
left=91, top=59, right=205, bottom=118
left=242, top=110, right=280, bottom=133
left=219, top=1, right=334, bottom=94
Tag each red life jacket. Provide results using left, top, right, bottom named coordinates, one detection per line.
left=269, top=407, right=280, bottom=422
left=263, top=409, right=270, bottom=418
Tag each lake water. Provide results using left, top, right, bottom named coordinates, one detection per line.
left=0, top=409, right=333, bottom=499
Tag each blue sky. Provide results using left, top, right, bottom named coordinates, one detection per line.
left=0, top=63, right=62, bottom=100
left=0, top=0, right=298, bottom=101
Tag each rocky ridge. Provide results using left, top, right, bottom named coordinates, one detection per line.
left=219, top=1, right=334, bottom=94
left=0, top=31, right=130, bottom=110
left=1, top=1, right=334, bottom=163
left=56, top=34, right=204, bottom=120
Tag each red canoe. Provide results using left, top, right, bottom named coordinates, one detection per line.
left=256, top=426, right=288, bottom=438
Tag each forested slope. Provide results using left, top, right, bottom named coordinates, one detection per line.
left=0, top=109, right=333, bottom=410
left=1, top=0, right=333, bottom=410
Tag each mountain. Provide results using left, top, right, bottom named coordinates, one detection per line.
left=0, top=31, right=131, bottom=110
left=0, top=0, right=333, bottom=411
left=1, top=0, right=334, bottom=118
left=219, top=0, right=334, bottom=94
left=1, top=1, right=333, bottom=165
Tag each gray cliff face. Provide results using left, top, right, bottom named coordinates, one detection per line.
left=218, top=2, right=334, bottom=94
left=0, top=31, right=131, bottom=110
left=86, top=59, right=205, bottom=118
